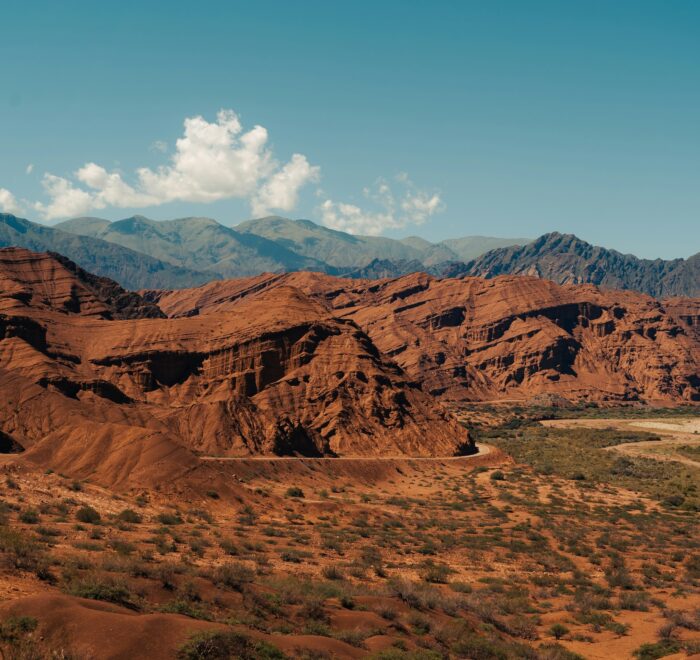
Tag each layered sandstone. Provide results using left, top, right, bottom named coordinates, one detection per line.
left=155, top=271, right=700, bottom=404
left=0, top=249, right=469, bottom=488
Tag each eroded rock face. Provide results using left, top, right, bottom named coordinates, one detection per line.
left=0, top=249, right=468, bottom=486
left=0, top=247, right=164, bottom=319
left=155, top=271, right=700, bottom=404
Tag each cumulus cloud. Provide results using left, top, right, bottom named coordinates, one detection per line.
left=319, top=176, right=443, bottom=235
left=32, top=109, right=319, bottom=220
left=0, top=188, right=23, bottom=215
left=251, top=154, right=320, bottom=217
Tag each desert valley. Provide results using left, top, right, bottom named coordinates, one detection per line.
left=2, top=4, right=699, bottom=658
left=0, top=239, right=698, bottom=659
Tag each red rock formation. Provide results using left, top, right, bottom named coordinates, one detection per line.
left=155, top=271, right=700, bottom=404
left=0, top=249, right=469, bottom=488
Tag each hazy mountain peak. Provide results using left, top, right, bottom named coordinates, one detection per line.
left=459, top=232, right=698, bottom=297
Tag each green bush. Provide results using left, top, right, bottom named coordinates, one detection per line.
left=549, top=623, right=569, bottom=640
left=633, top=640, right=681, bottom=660
left=285, top=487, right=304, bottom=498
left=0, top=526, right=45, bottom=572
left=117, top=509, right=142, bottom=524
left=75, top=506, right=101, bottom=524
left=0, top=615, right=38, bottom=642
left=213, top=562, right=255, bottom=591
left=177, top=631, right=285, bottom=660
left=66, top=574, right=139, bottom=610
left=156, top=512, right=183, bottom=525
left=19, top=509, right=39, bottom=524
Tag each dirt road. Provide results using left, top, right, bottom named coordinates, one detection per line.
left=199, top=443, right=493, bottom=462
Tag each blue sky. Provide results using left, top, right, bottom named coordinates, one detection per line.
left=1, top=1, right=698, bottom=258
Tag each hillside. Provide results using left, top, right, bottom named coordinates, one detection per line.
left=0, top=213, right=212, bottom=290
left=56, top=215, right=327, bottom=277
left=457, top=232, right=700, bottom=297
left=237, top=216, right=527, bottom=267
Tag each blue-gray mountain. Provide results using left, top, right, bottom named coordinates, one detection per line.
left=452, top=232, right=699, bottom=298
left=2, top=213, right=696, bottom=297
left=0, top=214, right=212, bottom=290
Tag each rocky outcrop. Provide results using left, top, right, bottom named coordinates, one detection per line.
left=0, top=247, right=164, bottom=319
left=0, top=249, right=469, bottom=487
left=156, top=271, right=700, bottom=404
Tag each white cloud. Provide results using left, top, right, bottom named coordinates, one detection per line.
left=32, top=109, right=319, bottom=220
left=0, top=188, right=23, bottom=215
left=33, top=175, right=95, bottom=219
left=251, top=153, right=320, bottom=217
left=25, top=164, right=34, bottom=175
left=319, top=176, right=443, bottom=236
left=150, top=140, right=167, bottom=153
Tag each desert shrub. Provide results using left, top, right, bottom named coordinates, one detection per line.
left=213, top=562, right=255, bottom=591
left=421, top=561, right=452, bottom=584
left=110, top=540, right=136, bottom=556
left=75, top=505, right=101, bottom=524
left=502, top=614, right=538, bottom=640
left=160, top=599, right=210, bottom=620
left=409, top=613, right=431, bottom=635
left=321, top=565, right=344, bottom=580
left=0, top=525, right=45, bottom=572
left=0, top=615, right=38, bottom=642
left=156, top=512, right=183, bottom=526
left=619, top=591, right=650, bottom=611
left=177, top=631, right=286, bottom=660
left=360, top=545, right=383, bottom=569
left=219, top=538, right=239, bottom=556
left=388, top=578, right=454, bottom=611
left=155, top=562, right=178, bottom=590
left=285, top=487, right=304, bottom=498
left=549, top=623, right=569, bottom=640
left=451, top=633, right=521, bottom=660
left=298, top=599, right=329, bottom=624
left=340, top=595, right=355, bottom=610
left=19, top=509, right=39, bottom=524
left=490, top=470, right=505, bottom=482
left=117, top=509, right=142, bottom=524
left=663, top=609, right=700, bottom=631
left=280, top=548, right=312, bottom=563
left=633, top=640, right=681, bottom=660
left=686, top=554, right=700, bottom=579
left=538, top=643, right=586, bottom=660
left=65, top=574, right=139, bottom=610
left=369, top=651, right=442, bottom=660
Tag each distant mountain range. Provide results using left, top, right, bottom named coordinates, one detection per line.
left=0, top=214, right=211, bottom=289
left=1, top=212, right=697, bottom=297
left=454, top=232, right=700, bottom=298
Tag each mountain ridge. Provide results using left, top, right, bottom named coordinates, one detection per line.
left=4, top=213, right=697, bottom=297
left=456, top=231, right=700, bottom=297
left=1, top=213, right=214, bottom=290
